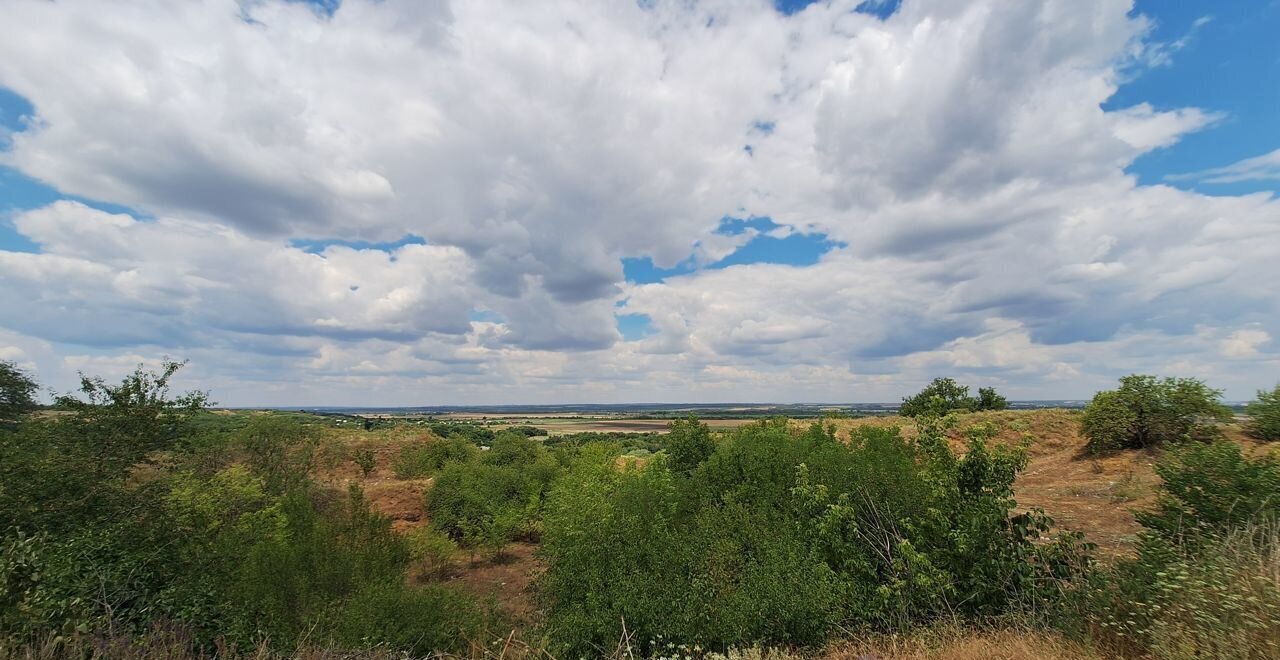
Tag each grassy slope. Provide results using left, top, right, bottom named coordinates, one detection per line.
left=311, top=410, right=1276, bottom=658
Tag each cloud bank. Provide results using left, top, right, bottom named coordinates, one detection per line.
left=0, top=0, right=1276, bottom=404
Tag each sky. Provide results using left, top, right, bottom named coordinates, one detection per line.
left=0, top=0, right=1277, bottom=406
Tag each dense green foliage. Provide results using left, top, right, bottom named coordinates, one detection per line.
left=426, top=432, right=561, bottom=553
left=426, top=420, right=497, bottom=444
left=1083, top=441, right=1280, bottom=657
left=1245, top=384, right=1280, bottom=441
left=664, top=414, right=715, bottom=474
left=538, top=418, right=1090, bottom=655
left=977, top=386, right=1009, bottom=412
left=898, top=377, right=1008, bottom=417
left=542, top=429, right=665, bottom=453
left=0, top=364, right=485, bottom=654
left=1081, top=375, right=1232, bottom=451
left=0, top=360, right=39, bottom=423
left=392, top=435, right=479, bottom=478
left=1137, top=442, right=1280, bottom=544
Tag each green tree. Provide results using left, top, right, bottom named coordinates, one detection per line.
left=1244, top=384, right=1280, bottom=441
left=1081, top=374, right=1232, bottom=451
left=238, top=416, right=320, bottom=495
left=664, top=415, right=714, bottom=474
left=899, top=377, right=973, bottom=417
left=53, top=360, right=209, bottom=474
left=976, top=386, right=1008, bottom=411
left=0, top=361, right=39, bottom=423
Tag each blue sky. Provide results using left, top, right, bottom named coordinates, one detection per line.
left=0, top=0, right=1277, bottom=405
left=1115, top=1, right=1280, bottom=197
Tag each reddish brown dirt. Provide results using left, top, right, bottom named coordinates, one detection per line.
left=444, top=542, right=543, bottom=625
left=317, top=434, right=435, bottom=532
left=317, top=433, right=543, bottom=620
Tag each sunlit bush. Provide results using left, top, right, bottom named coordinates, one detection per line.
left=539, top=418, right=1090, bottom=656
left=1081, top=375, right=1232, bottom=452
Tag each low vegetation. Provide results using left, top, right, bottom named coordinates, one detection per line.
left=426, top=432, right=560, bottom=555
left=1246, top=384, right=1280, bottom=441
left=0, top=363, right=488, bottom=656
left=1, top=365, right=1277, bottom=658
left=1080, top=441, right=1280, bottom=657
left=540, top=417, right=1090, bottom=656
left=0, top=360, right=39, bottom=423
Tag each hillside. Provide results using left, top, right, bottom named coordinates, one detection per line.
left=306, top=409, right=1277, bottom=658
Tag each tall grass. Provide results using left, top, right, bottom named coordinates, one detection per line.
left=1142, top=520, right=1280, bottom=659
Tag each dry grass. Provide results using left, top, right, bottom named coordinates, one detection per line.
left=823, top=625, right=1098, bottom=660
left=442, top=541, right=543, bottom=626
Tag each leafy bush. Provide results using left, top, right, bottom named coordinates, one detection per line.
left=1246, top=384, right=1280, bottom=441
left=1137, top=441, right=1280, bottom=545
left=664, top=415, right=715, bottom=474
left=977, top=386, right=1008, bottom=412
left=543, top=430, right=665, bottom=455
left=320, top=581, right=488, bottom=656
left=392, top=436, right=479, bottom=478
left=427, top=421, right=495, bottom=444
left=353, top=447, right=377, bottom=476
left=426, top=434, right=560, bottom=553
left=0, top=360, right=39, bottom=423
left=1081, top=375, right=1232, bottom=452
left=1082, top=443, right=1280, bottom=658
left=405, top=526, right=460, bottom=580
left=539, top=418, right=1090, bottom=656
left=898, top=378, right=1007, bottom=417
left=162, top=475, right=414, bottom=647
left=0, top=363, right=487, bottom=654
left=238, top=416, right=321, bottom=494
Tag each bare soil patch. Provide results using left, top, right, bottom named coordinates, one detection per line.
left=444, top=542, right=543, bottom=625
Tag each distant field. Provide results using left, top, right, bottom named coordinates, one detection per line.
left=438, top=414, right=756, bottom=435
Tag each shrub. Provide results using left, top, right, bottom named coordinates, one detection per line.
left=426, top=437, right=559, bottom=553
left=392, top=436, right=478, bottom=478
left=898, top=378, right=1008, bottom=417
left=238, top=416, right=320, bottom=494
left=1083, top=444, right=1280, bottom=657
left=1137, top=441, right=1280, bottom=545
left=405, top=527, right=460, bottom=580
left=320, top=581, right=486, bottom=657
left=0, top=360, right=39, bottom=423
left=482, top=431, right=542, bottom=467
left=427, top=421, right=495, bottom=444
left=353, top=447, right=377, bottom=477
left=664, top=415, right=715, bottom=474
left=539, top=419, right=1090, bottom=656
left=1246, top=384, right=1280, bottom=441
left=977, top=386, right=1009, bottom=411
left=1081, top=375, right=1232, bottom=452
left=0, top=362, right=492, bottom=653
